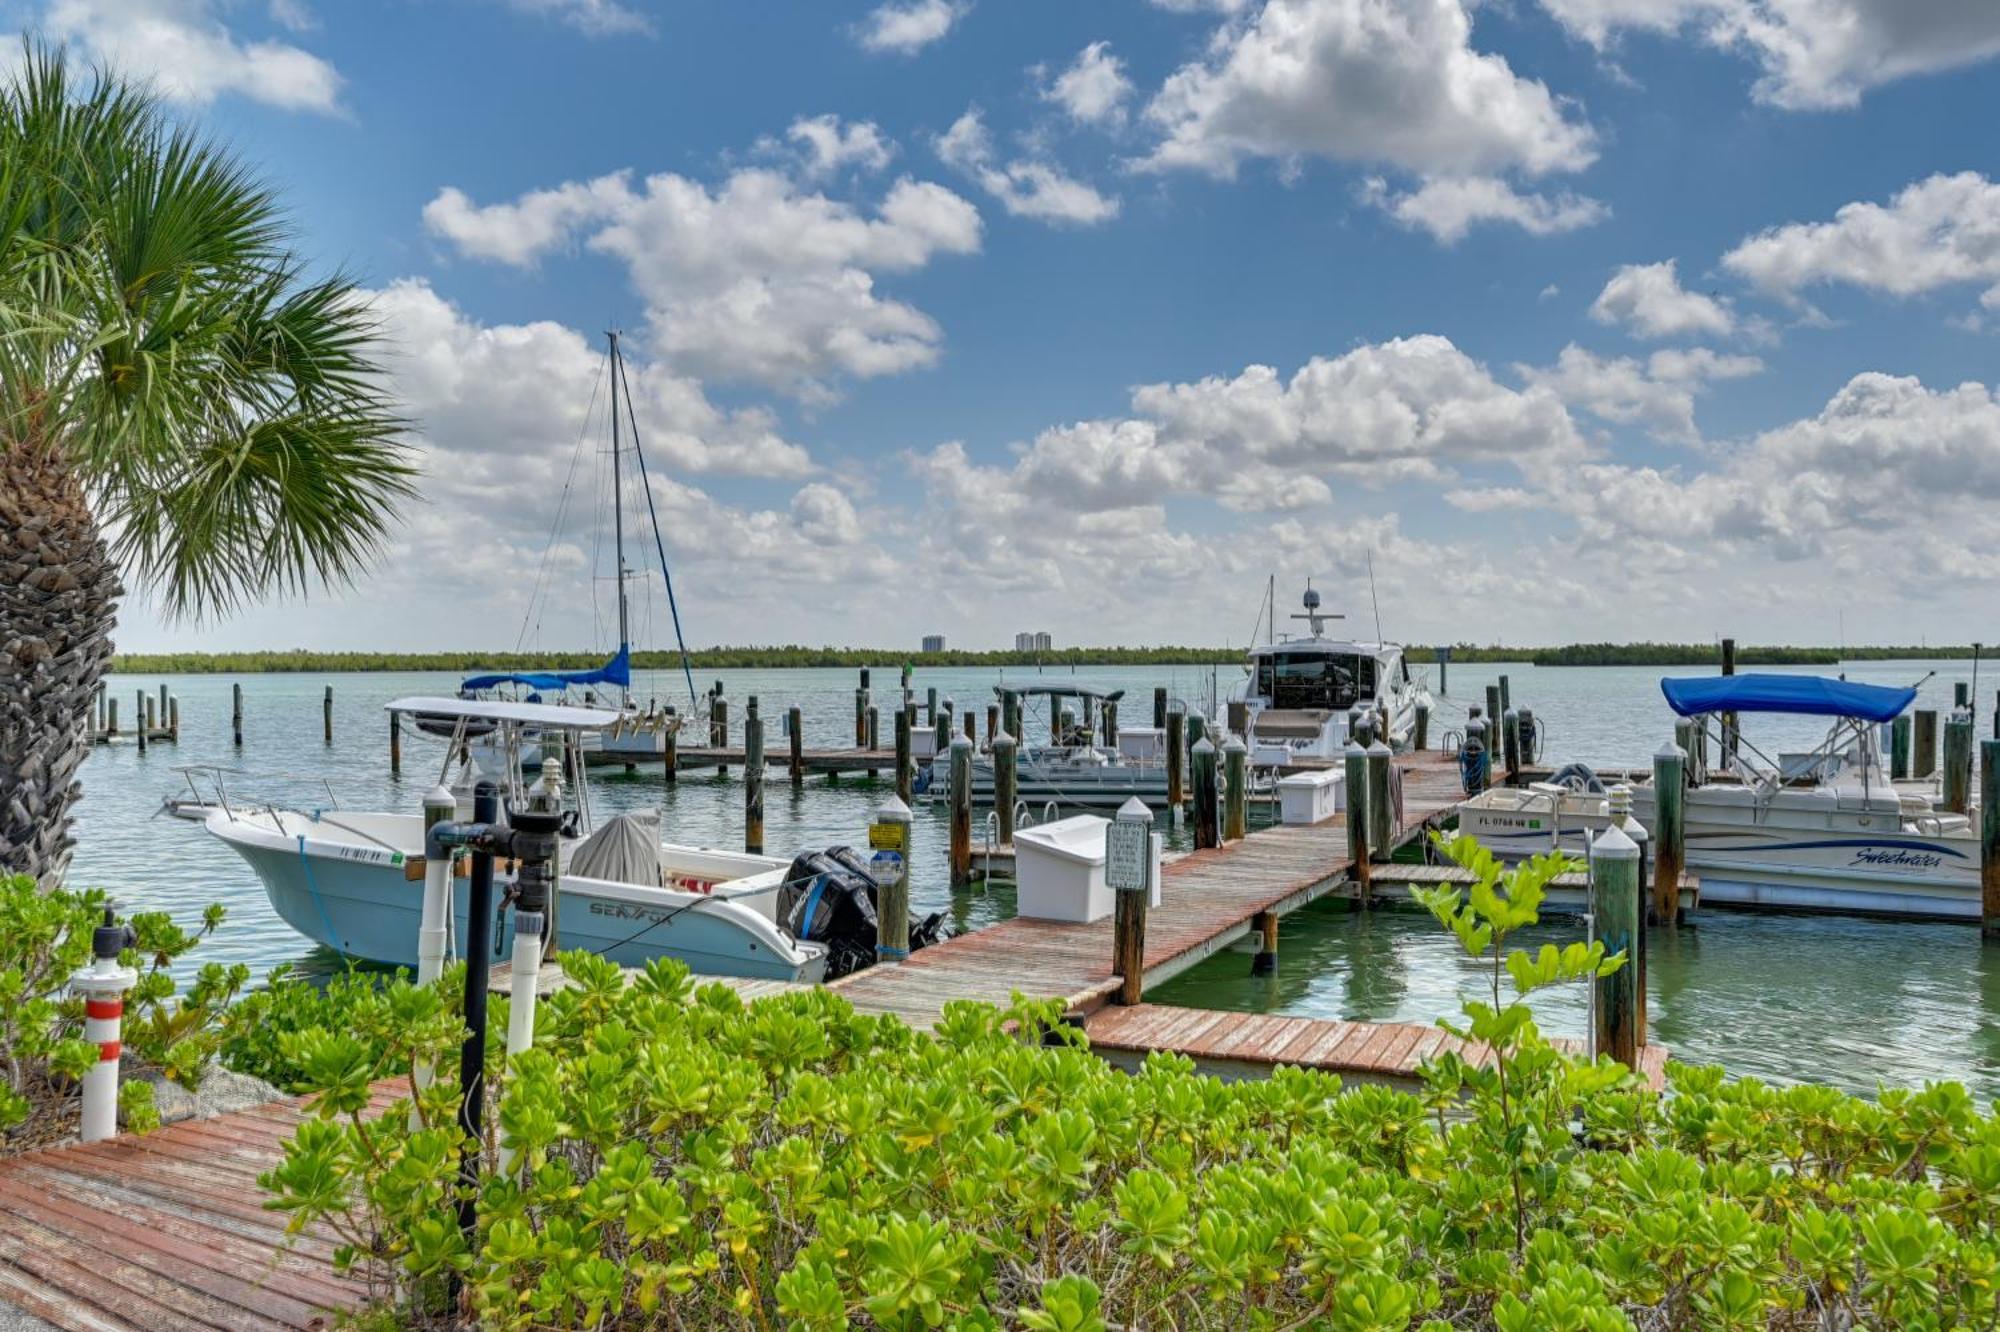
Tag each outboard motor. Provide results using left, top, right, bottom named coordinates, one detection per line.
left=778, top=847, right=948, bottom=980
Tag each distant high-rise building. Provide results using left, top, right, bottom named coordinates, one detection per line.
left=1034, top=631, right=1053, bottom=652
left=1014, top=632, right=1036, bottom=652
left=921, top=635, right=946, bottom=653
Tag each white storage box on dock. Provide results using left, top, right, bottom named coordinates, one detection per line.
left=1117, top=728, right=1166, bottom=762
left=1015, top=816, right=1113, bottom=923
left=912, top=729, right=939, bottom=761
left=1276, top=767, right=1344, bottom=824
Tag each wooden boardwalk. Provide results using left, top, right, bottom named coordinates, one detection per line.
left=0, top=1083, right=407, bottom=1331
left=831, top=749, right=1469, bottom=1029
left=1084, top=1003, right=1670, bottom=1089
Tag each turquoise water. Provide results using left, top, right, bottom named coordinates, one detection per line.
left=72, top=658, right=2000, bottom=1097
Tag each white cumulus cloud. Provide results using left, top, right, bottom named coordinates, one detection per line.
left=1590, top=259, right=1736, bottom=338
left=855, top=0, right=968, bottom=54
left=31, top=0, right=341, bottom=112
left=1519, top=343, right=1761, bottom=443
left=936, top=108, right=1120, bottom=226
left=1044, top=41, right=1134, bottom=126
left=1364, top=175, right=1609, bottom=243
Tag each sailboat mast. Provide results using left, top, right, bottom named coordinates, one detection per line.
left=607, top=332, right=631, bottom=659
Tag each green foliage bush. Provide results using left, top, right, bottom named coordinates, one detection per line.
left=219, top=964, right=409, bottom=1092
left=0, top=873, right=242, bottom=1140
left=264, top=884, right=2000, bottom=1332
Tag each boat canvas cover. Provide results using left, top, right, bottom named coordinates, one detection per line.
left=1659, top=674, right=1915, bottom=724
left=460, top=646, right=632, bottom=693
left=566, top=810, right=663, bottom=887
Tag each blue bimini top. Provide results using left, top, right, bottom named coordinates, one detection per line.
left=1659, top=673, right=1915, bottom=724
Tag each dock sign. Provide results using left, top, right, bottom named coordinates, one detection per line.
left=1106, top=797, right=1153, bottom=893
left=867, top=850, right=906, bottom=887
left=869, top=821, right=908, bottom=852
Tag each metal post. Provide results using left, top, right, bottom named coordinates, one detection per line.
left=1223, top=736, right=1247, bottom=841
left=1944, top=714, right=1973, bottom=815
left=993, top=729, right=1016, bottom=847
left=1651, top=743, right=1685, bottom=926
left=744, top=702, right=765, bottom=854
left=1344, top=741, right=1371, bottom=899
left=1165, top=711, right=1185, bottom=808
left=1983, top=738, right=2000, bottom=940
left=456, top=783, right=499, bottom=1248
left=1915, top=709, right=1939, bottom=779
left=949, top=735, right=973, bottom=889
left=894, top=706, right=912, bottom=805
left=874, top=796, right=912, bottom=963
left=1589, top=825, right=1641, bottom=1068
left=1366, top=740, right=1392, bottom=862
left=1192, top=737, right=1219, bottom=850
left=788, top=706, right=803, bottom=786
left=69, top=910, right=136, bottom=1143
left=1110, top=798, right=1154, bottom=1005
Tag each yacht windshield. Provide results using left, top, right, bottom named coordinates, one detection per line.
left=1262, top=651, right=1373, bottom=710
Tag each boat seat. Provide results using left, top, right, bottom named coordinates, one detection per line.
left=1253, top=709, right=1332, bottom=740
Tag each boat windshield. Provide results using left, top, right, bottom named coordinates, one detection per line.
left=1259, top=651, right=1374, bottom=710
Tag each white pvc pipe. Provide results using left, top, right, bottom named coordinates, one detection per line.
left=412, top=787, right=457, bottom=1127
left=497, top=913, right=544, bottom=1175
left=72, top=957, right=137, bottom=1143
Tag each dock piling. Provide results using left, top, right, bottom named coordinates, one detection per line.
left=927, top=686, right=938, bottom=725
left=1105, top=699, right=1119, bottom=748
left=1165, top=711, right=1185, bottom=808
left=949, top=735, right=973, bottom=889
left=106, top=695, right=117, bottom=738
left=1344, top=742, right=1372, bottom=898
left=1720, top=637, right=1739, bottom=765
left=1153, top=687, right=1167, bottom=730
left=323, top=685, right=332, bottom=744
left=1651, top=743, right=1685, bottom=926
left=1251, top=909, right=1277, bottom=977
left=894, top=707, right=912, bottom=805
left=744, top=701, right=765, bottom=854
left=1982, top=738, right=2000, bottom=940
left=1223, top=736, right=1247, bottom=841
left=1502, top=708, right=1521, bottom=786
left=1484, top=685, right=1502, bottom=754
left=231, top=682, right=242, bottom=746
left=872, top=798, right=912, bottom=964
left=994, top=730, right=1017, bottom=848
left=1111, top=798, right=1155, bottom=1005
left=390, top=710, right=401, bottom=774
left=1366, top=741, right=1392, bottom=862
left=867, top=703, right=880, bottom=753
left=664, top=718, right=679, bottom=785
left=962, top=707, right=975, bottom=746
left=1589, top=824, right=1642, bottom=1068
left=1944, top=713, right=1973, bottom=814
left=1497, top=673, right=1511, bottom=716
left=788, top=706, right=803, bottom=786
left=1915, top=709, right=1939, bottom=779
left=1192, top=737, right=1219, bottom=850
left=1517, top=706, right=1535, bottom=766
left=1414, top=700, right=1430, bottom=751
left=1891, top=713, right=1911, bottom=780
left=135, top=691, right=146, bottom=754
left=854, top=688, right=867, bottom=748
left=714, top=698, right=730, bottom=774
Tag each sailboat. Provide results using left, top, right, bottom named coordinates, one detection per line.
left=431, top=331, right=701, bottom=763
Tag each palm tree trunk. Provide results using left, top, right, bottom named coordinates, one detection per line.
left=0, top=440, right=120, bottom=889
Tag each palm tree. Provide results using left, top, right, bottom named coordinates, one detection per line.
left=0, top=48, right=413, bottom=888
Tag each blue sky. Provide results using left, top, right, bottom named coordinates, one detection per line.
left=40, top=0, right=2000, bottom=652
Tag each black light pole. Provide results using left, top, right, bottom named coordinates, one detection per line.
left=455, top=781, right=499, bottom=1244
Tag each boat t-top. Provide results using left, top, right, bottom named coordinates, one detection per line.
left=1456, top=673, right=1980, bottom=920
left=206, top=696, right=827, bottom=982
left=1230, top=587, right=1433, bottom=764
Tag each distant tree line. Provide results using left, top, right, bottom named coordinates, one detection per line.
left=107, top=642, right=1990, bottom=674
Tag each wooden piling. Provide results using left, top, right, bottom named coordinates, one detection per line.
left=390, top=711, right=402, bottom=774
left=927, top=687, right=939, bottom=725
left=1435, top=647, right=1449, bottom=696
left=323, top=685, right=333, bottom=744
left=867, top=704, right=880, bottom=752
left=1103, top=699, right=1119, bottom=748
left=1914, top=709, right=1939, bottom=779
left=1651, top=743, right=1685, bottom=926
left=1982, top=738, right=2000, bottom=941
left=986, top=704, right=998, bottom=749
left=231, top=682, right=242, bottom=746
left=962, top=707, right=975, bottom=746
left=1223, top=737, right=1247, bottom=841
left=855, top=688, right=867, bottom=748
left=1943, top=714, right=1972, bottom=814
left=1165, top=711, right=1185, bottom=807
left=168, top=695, right=179, bottom=742
left=994, top=729, right=1017, bottom=848
left=1501, top=708, right=1521, bottom=786
left=144, top=693, right=155, bottom=740
left=1483, top=684, right=1502, bottom=752
left=1516, top=706, right=1534, bottom=767
left=1153, top=686, right=1167, bottom=730
left=894, top=707, right=912, bottom=806
left=1250, top=909, right=1278, bottom=976
left=788, top=706, right=804, bottom=786
left=875, top=797, right=911, bottom=963
left=1112, top=867, right=1149, bottom=1006
left=949, top=735, right=973, bottom=890
left=1497, top=673, right=1511, bottom=715
left=714, top=698, right=730, bottom=774
left=664, top=718, right=678, bottom=785
left=1413, top=700, right=1429, bottom=751
left=1590, top=825, right=1642, bottom=1068
left=1366, top=741, right=1392, bottom=862
left=1891, top=713, right=1911, bottom=779
left=744, top=704, right=765, bottom=854
left=1227, top=700, right=1249, bottom=742
left=1956, top=681, right=1970, bottom=710
left=1720, top=637, right=1738, bottom=765
left=106, top=695, right=117, bottom=737
left=1192, top=738, right=1219, bottom=850
left=135, top=691, right=146, bottom=754
left=1343, top=743, right=1371, bottom=898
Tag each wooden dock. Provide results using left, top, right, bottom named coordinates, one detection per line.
left=0, top=1083, right=405, bottom=1330
left=587, top=744, right=897, bottom=775
left=830, top=749, right=1471, bottom=1029
left=1084, top=1003, right=1670, bottom=1089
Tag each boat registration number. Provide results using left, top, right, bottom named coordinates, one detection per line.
left=318, top=844, right=405, bottom=867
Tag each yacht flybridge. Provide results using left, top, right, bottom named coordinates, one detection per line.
left=1456, top=674, right=1981, bottom=920
left=206, top=697, right=827, bottom=982
left=1229, top=587, right=1433, bottom=764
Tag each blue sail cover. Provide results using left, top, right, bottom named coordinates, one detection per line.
left=461, top=645, right=631, bottom=693
left=1660, top=673, right=1915, bottom=723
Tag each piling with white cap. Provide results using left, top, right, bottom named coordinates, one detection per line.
left=1588, top=824, right=1642, bottom=1068
left=70, top=910, right=137, bottom=1143
left=873, top=795, right=912, bottom=963
left=1365, top=740, right=1393, bottom=863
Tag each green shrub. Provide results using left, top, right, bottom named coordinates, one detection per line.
left=0, top=873, right=240, bottom=1141
left=260, top=847, right=2000, bottom=1330
left=220, top=964, right=409, bottom=1091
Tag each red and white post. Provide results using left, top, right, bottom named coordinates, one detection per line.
left=70, top=911, right=138, bottom=1143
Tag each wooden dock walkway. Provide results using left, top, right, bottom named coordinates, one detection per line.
left=587, top=744, right=897, bottom=775
left=1084, top=1003, right=1670, bottom=1089
left=830, top=749, right=1470, bottom=1029
left=0, top=1083, right=406, bottom=1331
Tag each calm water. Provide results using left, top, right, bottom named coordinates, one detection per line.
left=74, top=658, right=2000, bottom=1098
